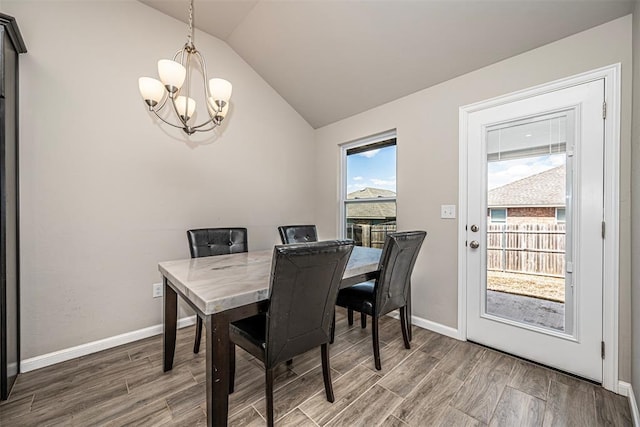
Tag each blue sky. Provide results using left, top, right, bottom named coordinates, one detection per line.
left=346, top=145, right=396, bottom=194
left=346, top=146, right=563, bottom=194
left=488, top=153, right=565, bottom=190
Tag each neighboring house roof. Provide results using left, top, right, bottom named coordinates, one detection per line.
left=347, top=187, right=396, bottom=219
left=347, top=201, right=396, bottom=219
left=347, top=187, right=396, bottom=200
left=488, top=165, right=565, bottom=207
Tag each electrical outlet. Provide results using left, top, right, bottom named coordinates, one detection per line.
left=152, top=283, right=163, bottom=298
left=441, top=204, right=456, bottom=219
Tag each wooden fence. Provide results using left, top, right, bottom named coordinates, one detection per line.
left=347, top=222, right=397, bottom=248
left=487, top=224, right=565, bottom=277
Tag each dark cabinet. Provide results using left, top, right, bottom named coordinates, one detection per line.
left=0, top=13, right=25, bottom=400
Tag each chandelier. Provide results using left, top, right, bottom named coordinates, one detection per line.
left=138, top=0, right=232, bottom=135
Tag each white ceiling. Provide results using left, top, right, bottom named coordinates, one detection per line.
left=139, top=0, right=634, bottom=129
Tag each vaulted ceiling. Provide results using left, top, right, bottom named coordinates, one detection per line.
left=139, top=0, right=634, bottom=128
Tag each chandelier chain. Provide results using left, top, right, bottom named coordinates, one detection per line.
left=187, top=0, right=194, bottom=47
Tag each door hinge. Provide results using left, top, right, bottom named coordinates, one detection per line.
left=603, top=101, right=607, bottom=119
left=602, top=221, right=606, bottom=238
left=601, top=341, right=605, bottom=359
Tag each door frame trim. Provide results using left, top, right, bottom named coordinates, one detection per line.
left=458, top=64, right=621, bottom=392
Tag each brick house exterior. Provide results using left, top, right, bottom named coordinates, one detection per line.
left=488, top=165, right=565, bottom=224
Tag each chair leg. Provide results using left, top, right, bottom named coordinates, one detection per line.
left=407, top=286, right=413, bottom=342
left=229, top=343, right=236, bottom=394
left=372, top=316, right=381, bottom=370
left=266, top=367, right=275, bottom=427
left=321, top=343, right=335, bottom=402
left=193, top=316, right=203, bottom=354
left=347, top=308, right=354, bottom=326
left=400, top=306, right=411, bottom=349
left=360, top=312, right=367, bottom=329
left=330, top=311, right=336, bottom=344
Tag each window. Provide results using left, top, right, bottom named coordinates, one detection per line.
left=341, top=132, right=396, bottom=248
left=556, top=207, right=566, bottom=223
left=490, top=208, right=507, bottom=223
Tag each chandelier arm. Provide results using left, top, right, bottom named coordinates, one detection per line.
left=183, top=49, right=220, bottom=131
left=191, top=117, right=218, bottom=131
left=193, top=122, right=220, bottom=133
left=185, top=51, right=191, bottom=114
left=153, top=94, right=170, bottom=111
left=193, top=50, right=219, bottom=121
left=173, top=48, right=185, bottom=64
left=194, top=50, right=212, bottom=99
left=149, top=108, right=189, bottom=130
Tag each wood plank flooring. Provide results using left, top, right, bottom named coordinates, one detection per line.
left=0, top=308, right=632, bottom=426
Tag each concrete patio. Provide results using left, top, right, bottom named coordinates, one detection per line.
left=487, top=290, right=565, bottom=331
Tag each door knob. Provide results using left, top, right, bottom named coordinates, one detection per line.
left=469, top=240, right=480, bottom=249
left=470, top=224, right=479, bottom=232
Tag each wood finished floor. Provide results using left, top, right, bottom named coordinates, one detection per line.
left=0, top=308, right=632, bottom=426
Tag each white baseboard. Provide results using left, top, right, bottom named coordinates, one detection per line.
left=387, top=311, right=460, bottom=340
left=20, top=312, right=456, bottom=374
left=618, top=381, right=630, bottom=396
left=21, top=315, right=197, bottom=373
left=619, top=382, right=640, bottom=426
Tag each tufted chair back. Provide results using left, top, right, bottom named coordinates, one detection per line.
left=187, top=228, right=248, bottom=258
left=277, top=225, right=318, bottom=244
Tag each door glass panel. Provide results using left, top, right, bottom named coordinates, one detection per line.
left=484, top=113, right=572, bottom=334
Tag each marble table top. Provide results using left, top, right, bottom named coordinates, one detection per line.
left=158, top=245, right=382, bottom=315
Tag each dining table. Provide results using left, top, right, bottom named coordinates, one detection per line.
left=159, top=244, right=383, bottom=427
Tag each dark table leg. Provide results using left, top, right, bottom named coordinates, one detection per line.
left=163, top=277, right=177, bottom=372
left=206, top=312, right=231, bottom=426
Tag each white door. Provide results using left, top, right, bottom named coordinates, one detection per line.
left=465, top=79, right=604, bottom=381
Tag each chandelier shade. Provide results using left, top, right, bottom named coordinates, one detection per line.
left=209, top=78, right=233, bottom=106
left=138, top=77, right=165, bottom=107
left=138, top=0, right=232, bottom=136
left=157, top=60, right=186, bottom=92
left=175, top=96, right=196, bottom=121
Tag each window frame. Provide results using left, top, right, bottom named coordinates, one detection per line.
left=489, top=208, right=507, bottom=223
left=339, top=130, right=397, bottom=240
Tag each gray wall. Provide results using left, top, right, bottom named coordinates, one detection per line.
left=315, top=16, right=633, bottom=381
left=631, top=0, right=640, bottom=399
left=4, top=0, right=316, bottom=360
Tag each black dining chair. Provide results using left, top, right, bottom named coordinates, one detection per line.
left=278, top=224, right=365, bottom=329
left=278, top=224, right=367, bottom=331
left=334, top=231, right=426, bottom=370
left=229, top=240, right=354, bottom=427
left=277, top=224, right=318, bottom=244
left=186, top=227, right=248, bottom=354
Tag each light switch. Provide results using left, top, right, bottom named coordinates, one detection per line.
left=441, top=205, right=456, bottom=219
